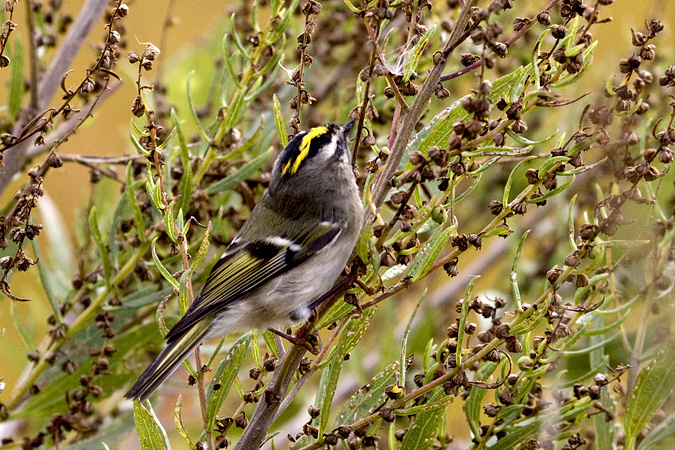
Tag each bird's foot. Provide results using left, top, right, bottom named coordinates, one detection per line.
left=267, top=327, right=321, bottom=355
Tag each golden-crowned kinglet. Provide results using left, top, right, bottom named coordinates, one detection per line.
left=126, top=120, right=363, bottom=401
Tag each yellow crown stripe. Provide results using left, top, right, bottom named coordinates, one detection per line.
left=285, top=126, right=328, bottom=175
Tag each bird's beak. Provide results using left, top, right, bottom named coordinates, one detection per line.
left=343, top=119, right=357, bottom=134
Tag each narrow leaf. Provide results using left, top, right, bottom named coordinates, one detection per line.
left=89, top=206, right=112, bottom=288
left=273, top=94, right=288, bottom=147
left=133, top=401, right=170, bottom=450
left=625, top=339, right=675, bottom=450
left=206, top=332, right=252, bottom=433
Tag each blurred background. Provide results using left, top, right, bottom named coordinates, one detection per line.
left=1, top=0, right=674, bottom=448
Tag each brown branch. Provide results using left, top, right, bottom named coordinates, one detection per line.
left=234, top=4, right=478, bottom=449
left=439, top=0, right=562, bottom=83
left=365, top=0, right=478, bottom=225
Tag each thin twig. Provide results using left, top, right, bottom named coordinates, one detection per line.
left=25, top=80, right=122, bottom=160
left=24, top=0, right=40, bottom=112
left=365, top=0, right=478, bottom=225
left=0, top=0, right=111, bottom=196
left=440, top=0, right=562, bottom=83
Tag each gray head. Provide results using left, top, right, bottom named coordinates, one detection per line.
left=269, top=120, right=356, bottom=196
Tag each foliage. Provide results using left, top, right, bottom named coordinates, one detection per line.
left=1, top=0, right=675, bottom=449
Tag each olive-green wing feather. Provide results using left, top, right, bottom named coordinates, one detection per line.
left=164, top=218, right=344, bottom=342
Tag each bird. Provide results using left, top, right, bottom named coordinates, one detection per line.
left=125, top=119, right=363, bottom=401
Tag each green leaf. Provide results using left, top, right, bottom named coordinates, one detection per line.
left=509, top=296, right=550, bottom=335
left=130, top=131, right=152, bottom=157
left=229, top=13, right=250, bottom=58
left=488, top=398, right=593, bottom=450
left=465, top=362, right=498, bottom=439
left=506, top=128, right=558, bottom=146
left=251, top=329, right=263, bottom=370
left=550, top=40, right=598, bottom=88
left=186, top=72, right=211, bottom=143
left=206, top=332, right=252, bottom=433
left=31, top=238, right=62, bottom=322
left=245, top=54, right=282, bottom=101
left=316, top=309, right=376, bottom=437
left=171, top=108, right=194, bottom=217
left=8, top=36, right=24, bottom=121
left=400, top=289, right=426, bottom=385
left=151, top=237, right=179, bottom=290
left=224, top=89, right=247, bottom=131
left=403, top=227, right=453, bottom=282
left=403, top=24, right=436, bottom=83
left=273, top=94, right=288, bottom=147
left=174, top=396, right=197, bottom=450
left=205, top=146, right=273, bottom=194
left=462, top=145, right=532, bottom=158
left=222, top=34, right=243, bottom=89
left=126, top=164, right=147, bottom=242
left=638, top=411, right=675, bottom=450
left=584, top=309, right=630, bottom=335
left=523, top=174, right=575, bottom=203
left=89, top=206, right=112, bottom=288
left=625, top=339, right=675, bottom=450
left=215, top=115, right=265, bottom=162
left=267, top=0, right=299, bottom=43
left=510, top=230, right=530, bottom=309
left=133, top=401, right=170, bottom=450
left=190, top=222, right=212, bottom=273
left=314, top=353, right=342, bottom=442
left=342, top=0, right=360, bottom=13
left=558, top=156, right=607, bottom=176
left=262, top=330, right=279, bottom=359
left=334, top=361, right=400, bottom=426
left=356, top=223, right=373, bottom=264
left=538, top=155, right=569, bottom=177
left=503, top=156, right=537, bottom=206
left=400, top=387, right=447, bottom=450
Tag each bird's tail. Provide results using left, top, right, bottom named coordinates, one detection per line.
left=125, top=318, right=213, bottom=401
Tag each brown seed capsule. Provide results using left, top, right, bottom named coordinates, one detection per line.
left=564, top=253, right=581, bottom=267
left=505, top=336, right=522, bottom=353
left=447, top=323, right=459, bottom=338
left=380, top=249, right=397, bottom=267
left=575, top=274, right=589, bottom=287
left=546, top=269, right=561, bottom=284
left=484, top=403, right=499, bottom=417
left=409, top=151, right=425, bottom=165
left=498, top=388, right=513, bottom=403
left=512, top=201, right=527, bottom=215
left=235, top=412, right=249, bottom=429
left=489, top=200, right=503, bottom=215
left=572, top=383, right=587, bottom=398
left=444, top=261, right=459, bottom=277
left=495, top=323, right=511, bottom=339
left=536, top=11, right=551, bottom=25
left=579, top=224, right=598, bottom=240
left=307, top=405, right=320, bottom=418
left=525, top=168, right=539, bottom=184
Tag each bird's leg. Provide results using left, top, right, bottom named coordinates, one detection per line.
left=267, top=327, right=320, bottom=355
